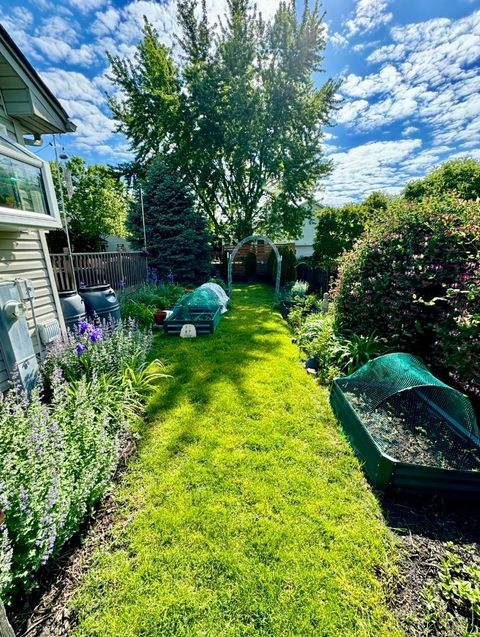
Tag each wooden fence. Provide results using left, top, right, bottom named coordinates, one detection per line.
left=50, top=251, right=148, bottom=292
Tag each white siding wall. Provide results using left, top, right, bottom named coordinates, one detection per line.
left=0, top=228, right=64, bottom=391
left=0, top=105, right=65, bottom=392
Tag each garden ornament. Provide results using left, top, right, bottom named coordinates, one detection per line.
left=180, top=324, right=197, bottom=338
left=321, top=292, right=329, bottom=314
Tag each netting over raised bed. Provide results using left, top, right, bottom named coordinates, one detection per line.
left=336, top=353, right=480, bottom=471
left=172, top=288, right=222, bottom=320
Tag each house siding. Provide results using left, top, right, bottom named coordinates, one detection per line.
left=0, top=93, right=66, bottom=391
left=0, top=228, right=64, bottom=391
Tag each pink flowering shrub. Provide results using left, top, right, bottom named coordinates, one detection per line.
left=334, top=195, right=480, bottom=399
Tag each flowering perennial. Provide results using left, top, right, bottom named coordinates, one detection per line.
left=0, top=319, right=155, bottom=601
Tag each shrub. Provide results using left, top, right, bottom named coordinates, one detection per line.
left=42, top=319, right=153, bottom=388
left=268, top=246, right=296, bottom=285
left=294, top=311, right=341, bottom=384
left=119, top=283, right=185, bottom=327
left=334, top=194, right=480, bottom=398
left=404, top=158, right=480, bottom=202
left=0, top=372, right=130, bottom=600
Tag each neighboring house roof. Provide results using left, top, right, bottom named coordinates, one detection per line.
left=0, top=24, right=76, bottom=137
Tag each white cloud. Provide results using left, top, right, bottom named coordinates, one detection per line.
left=331, top=0, right=393, bottom=47
left=40, top=69, right=105, bottom=104
left=60, top=99, right=115, bottom=145
left=40, top=15, right=80, bottom=42
left=66, top=0, right=108, bottom=13
left=402, top=126, right=419, bottom=136
left=336, top=8, right=480, bottom=152
left=321, top=139, right=422, bottom=205
left=30, top=37, right=97, bottom=66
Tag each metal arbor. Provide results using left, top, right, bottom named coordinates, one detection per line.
left=227, top=235, right=282, bottom=297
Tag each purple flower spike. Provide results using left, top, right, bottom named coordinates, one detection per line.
left=75, top=342, right=88, bottom=357
left=89, top=327, right=103, bottom=343
left=78, top=320, right=90, bottom=335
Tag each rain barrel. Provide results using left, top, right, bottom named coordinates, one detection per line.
left=59, top=290, right=87, bottom=330
left=79, top=284, right=121, bottom=323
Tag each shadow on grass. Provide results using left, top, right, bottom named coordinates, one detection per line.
left=146, top=284, right=286, bottom=418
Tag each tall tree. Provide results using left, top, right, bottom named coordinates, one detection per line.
left=128, top=158, right=211, bottom=284
left=48, top=157, right=130, bottom=252
left=108, top=0, right=339, bottom=241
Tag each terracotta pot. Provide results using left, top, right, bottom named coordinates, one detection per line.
left=153, top=310, right=167, bottom=325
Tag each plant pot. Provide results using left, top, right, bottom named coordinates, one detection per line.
left=280, top=300, right=293, bottom=320
left=153, top=310, right=167, bottom=325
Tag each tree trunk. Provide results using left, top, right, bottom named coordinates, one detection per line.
left=0, top=601, right=15, bottom=637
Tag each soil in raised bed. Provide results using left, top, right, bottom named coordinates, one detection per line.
left=344, top=389, right=480, bottom=471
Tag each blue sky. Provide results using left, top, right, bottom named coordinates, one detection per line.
left=0, top=0, right=479, bottom=205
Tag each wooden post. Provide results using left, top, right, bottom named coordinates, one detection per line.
left=0, top=600, right=15, bottom=637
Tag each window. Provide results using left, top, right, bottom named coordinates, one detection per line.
left=0, top=155, right=49, bottom=215
left=0, top=135, right=61, bottom=229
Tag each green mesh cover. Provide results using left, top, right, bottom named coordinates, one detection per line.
left=337, top=353, right=480, bottom=470
left=171, top=288, right=221, bottom=320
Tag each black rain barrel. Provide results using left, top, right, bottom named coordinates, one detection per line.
left=59, top=290, right=87, bottom=330
left=79, top=284, right=121, bottom=323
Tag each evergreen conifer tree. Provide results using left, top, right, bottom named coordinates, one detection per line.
left=129, top=159, right=211, bottom=284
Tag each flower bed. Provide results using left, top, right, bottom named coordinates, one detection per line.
left=0, top=320, right=160, bottom=602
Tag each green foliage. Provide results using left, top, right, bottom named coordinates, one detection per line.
left=332, top=331, right=389, bottom=376
left=293, top=308, right=387, bottom=383
left=108, top=2, right=339, bottom=240
left=49, top=156, right=131, bottom=252
left=0, top=321, right=159, bottom=600
left=313, top=204, right=365, bottom=270
left=294, top=310, right=341, bottom=383
left=422, top=544, right=480, bottom=636
left=42, top=320, right=154, bottom=387
left=268, top=245, right=297, bottom=284
left=128, top=158, right=211, bottom=284
left=334, top=194, right=480, bottom=398
left=119, top=283, right=185, bottom=327
left=404, top=158, right=480, bottom=202
left=73, top=284, right=401, bottom=637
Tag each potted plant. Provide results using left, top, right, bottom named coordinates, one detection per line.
left=153, top=309, right=167, bottom=325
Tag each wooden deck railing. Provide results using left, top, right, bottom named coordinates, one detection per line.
left=50, top=251, right=148, bottom=292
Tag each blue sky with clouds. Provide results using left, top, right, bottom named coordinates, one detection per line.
left=0, top=0, right=479, bottom=205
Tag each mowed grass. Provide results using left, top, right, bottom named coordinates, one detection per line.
left=73, top=284, right=402, bottom=637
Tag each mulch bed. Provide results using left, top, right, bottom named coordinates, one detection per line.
left=383, top=493, right=480, bottom=636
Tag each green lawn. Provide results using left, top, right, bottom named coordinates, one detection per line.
left=74, top=284, right=402, bottom=637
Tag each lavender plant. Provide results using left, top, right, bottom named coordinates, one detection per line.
left=0, top=318, right=161, bottom=601
left=0, top=369, right=131, bottom=600
left=41, top=318, right=153, bottom=389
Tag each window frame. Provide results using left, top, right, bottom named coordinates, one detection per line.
left=0, top=134, right=62, bottom=229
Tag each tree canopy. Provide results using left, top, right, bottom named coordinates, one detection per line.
left=404, top=158, right=480, bottom=201
left=108, top=0, right=339, bottom=241
left=49, top=156, right=130, bottom=252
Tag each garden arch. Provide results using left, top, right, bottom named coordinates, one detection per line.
left=227, top=235, right=282, bottom=297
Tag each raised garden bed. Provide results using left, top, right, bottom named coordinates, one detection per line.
left=164, top=306, right=222, bottom=335
left=330, top=353, right=480, bottom=498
